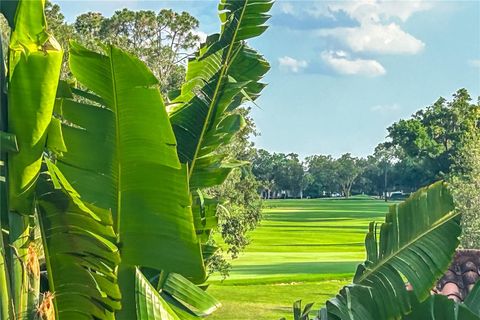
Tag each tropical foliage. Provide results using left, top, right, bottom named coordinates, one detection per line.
left=0, top=0, right=272, bottom=319
left=404, top=282, right=480, bottom=320
left=283, top=181, right=478, bottom=320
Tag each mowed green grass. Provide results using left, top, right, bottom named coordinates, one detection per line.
left=207, top=197, right=393, bottom=320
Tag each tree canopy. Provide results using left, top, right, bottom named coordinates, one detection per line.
left=251, top=89, right=479, bottom=201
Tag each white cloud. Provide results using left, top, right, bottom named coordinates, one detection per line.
left=316, top=0, right=429, bottom=56
left=283, top=0, right=431, bottom=23
left=278, top=56, right=308, bottom=73
left=321, top=51, right=386, bottom=77
left=371, top=103, right=401, bottom=113
left=319, top=22, right=425, bottom=55
left=329, top=0, right=432, bottom=23
left=469, top=59, right=480, bottom=68
left=280, top=2, right=295, bottom=15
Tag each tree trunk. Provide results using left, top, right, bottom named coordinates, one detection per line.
left=342, top=185, right=349, bottom=198
left=384, top=163, right=388, bottom=202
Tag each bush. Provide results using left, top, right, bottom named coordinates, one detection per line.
left=450, top=135, right=480, bottom=249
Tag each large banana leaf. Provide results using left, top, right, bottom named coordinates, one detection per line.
left=56, top=43, right=205, bottom=319
left=7, top=0, right=62, bottom=213
left=168, top=0, right=271, bottom=189
left=36, top=160, right=121, bottom=320
left=325, top=181, right=461, bottom=320
left=168, top=0, right=272, bottom=273
left=4, top=1, right=63, bottom=318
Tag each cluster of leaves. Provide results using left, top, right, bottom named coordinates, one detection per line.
left=386, top=88, right=479, bottom=246
left=386, top=89, right=479, bottom=184
left=252, top=151, right=307, bottom=198
left=204, top=108, right=263, bottom=276
left=450, top=134, right=480, bottom=248
left=305, top=153, right=366, bottom=198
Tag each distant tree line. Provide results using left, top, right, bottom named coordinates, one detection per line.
left=252, top=89, right=479, bottom=201
left=42, top=1, right=201, bottom=93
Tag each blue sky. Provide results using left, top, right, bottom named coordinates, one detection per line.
left=55, top=0, right=480, bottom=158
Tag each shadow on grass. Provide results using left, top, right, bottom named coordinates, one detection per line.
left=232, top=261, right=358, bottom=276
left=268, top=242, right=364, bottom=247
left=264, top=211, right=385, bottom=222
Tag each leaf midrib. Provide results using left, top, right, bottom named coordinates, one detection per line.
left=109, top=46, right=122, bottom=239
left=356, top=209, right=459, bottom=284
left=188, top=0, right=249, bottom=178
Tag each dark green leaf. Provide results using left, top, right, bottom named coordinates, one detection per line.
left=465, top=281, right=480, bottom=316
left=326, top=182, right=461, bottom=319
left=37, top=160, right=120, bottom=320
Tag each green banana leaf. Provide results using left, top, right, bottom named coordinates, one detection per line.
left=5, top=1, right=63, bottom=318
left=36, top=160, right=121, bottom=320
left=135, top=268, right=180, bottom=320
left=192, top=191, right=219, bottom=244
left=135, top=268, right=219, bottom=320
left=168, top=0, right=272, bottom=273
left=168, top=0, right=271, bottom=189
left=325, top=181, right=461, bottom=320
left=7, top=0, right=63, bottom=214
left=190, top=191, right=223, bottom=266
left=464, top=280, right=480, bottom=316
left=160, top=272, right=220, bottom=317
left=404, top=294, right=480, bottom=320
left=57, top=43, right=205, bottom=319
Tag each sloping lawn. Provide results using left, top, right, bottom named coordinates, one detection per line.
left=208, top=197, right=392, bottom=319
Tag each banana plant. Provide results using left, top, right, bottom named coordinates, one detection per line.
left=168, top=0, right=272, bottom=262
left=299, top=181, right=462, bottom=320
left=284, top=182, right=470, bottom=320
left=51, top=0, right=272, bottom=319
left=1, top=0, right=273, bottom=318
left=0, top=0, right=63, bottom=318
left=54, top=42, right=209, bottom=319
left=169, top=0, right=272, bottom=188
left=1, top=1, right=121, bottom=319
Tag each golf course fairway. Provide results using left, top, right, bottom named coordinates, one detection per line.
left=208, top=197, right=393, bottom=320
